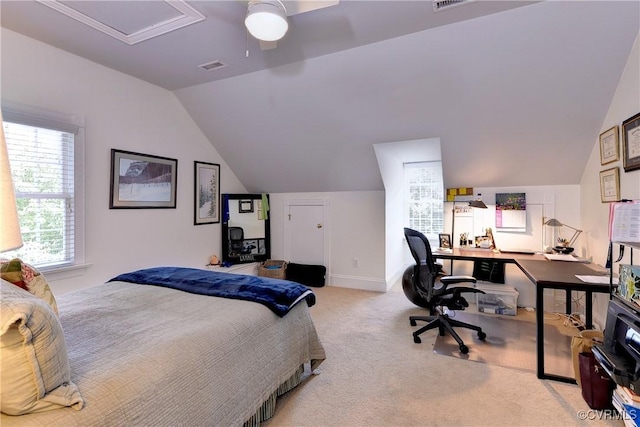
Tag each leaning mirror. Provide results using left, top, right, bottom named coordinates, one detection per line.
left=221, top=193, right=271, bottom=264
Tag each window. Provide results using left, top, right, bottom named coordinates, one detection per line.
left=404, top=161, right=444, bottom=244
left=2, top=104, right=85, bottom=270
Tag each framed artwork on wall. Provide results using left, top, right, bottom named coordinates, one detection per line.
left=622, top=112, right=640, bottom=172
left=599, top=125, right=619, bottom=165
left=194, top=161, right=220, bottom=225
left=599, top=167, right=620, bottom=203
left=109, top=149, right=177, bottom=209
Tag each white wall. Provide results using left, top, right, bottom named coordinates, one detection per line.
left=373, top=138, right=443, bottom=290
left=271, top=182, right=611, bottom=308
left=328, top=191, right=385, bottom=288
left=1, top=29, right=246, bottom=293
left=269, top=185, right=576, bottom=304
left=581, top=31, right=640, bottom=327
left=269, top=191, right=386, bottom=291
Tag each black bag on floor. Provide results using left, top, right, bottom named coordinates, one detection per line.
left=286, top=263, right=326, bottom=287
left=579, top=352, right=614, bottom=410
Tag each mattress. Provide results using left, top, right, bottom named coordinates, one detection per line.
left=1, top=279, right=326, bottom=426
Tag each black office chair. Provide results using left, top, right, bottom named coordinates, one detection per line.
left=403, top=227, right=487, bottom=354
left=229, top=227, right=244, bottom=256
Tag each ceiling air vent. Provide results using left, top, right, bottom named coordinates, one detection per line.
left=433, top=0, right=476, bottom=12
left=198, top=60, right=227, bottom=71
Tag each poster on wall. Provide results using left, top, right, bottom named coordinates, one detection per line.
left=495, top=193, right=526, bottom=232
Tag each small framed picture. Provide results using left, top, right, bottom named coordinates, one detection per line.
left=599, top=167, right=620, bottom=203
left=438, top=233, right=451, bottom=249
left=256, top=200, right=265, bottom=220
left=622, top=112, right=640, bottom=172
left=194, top=161, right=220, bottom=225
left=599, top=125, right=619, bottom=165
left=239, top=199, right=254, bottom=213
left=475, top=235, right=489, bottom=248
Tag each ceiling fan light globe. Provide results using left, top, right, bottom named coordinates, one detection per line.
left=245, top=2, right=288, bottom=42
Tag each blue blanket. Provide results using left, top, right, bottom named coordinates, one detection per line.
left=108, top=267, right=315, bottom=317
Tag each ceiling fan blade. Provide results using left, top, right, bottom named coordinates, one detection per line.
left=282, top=0, right=339, bottom=16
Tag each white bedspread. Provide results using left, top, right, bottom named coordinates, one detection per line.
left=1, top=281, right=326, bottom=426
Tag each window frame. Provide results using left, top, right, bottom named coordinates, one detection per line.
left=2, top=102, right=86, bottom=275
left=404, top=160, right=444, bottom=247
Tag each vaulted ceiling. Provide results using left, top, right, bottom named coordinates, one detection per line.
left=2, top=1, right=639, bottom=193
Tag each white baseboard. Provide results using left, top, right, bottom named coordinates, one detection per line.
left=390, top=263, right=413, bottom=289
left=328, top=274, right=387, bottom=292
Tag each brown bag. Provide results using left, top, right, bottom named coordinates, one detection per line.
left=578, top=352, right=614, bottom=409
left=571, top=330, right=604, bottom=385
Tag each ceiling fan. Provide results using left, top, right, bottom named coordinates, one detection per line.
left=244, top=0, right=340, bottom=51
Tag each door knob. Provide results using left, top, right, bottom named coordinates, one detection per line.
left=317, top=224, right=323, bottom=228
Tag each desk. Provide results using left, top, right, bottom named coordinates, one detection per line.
left=433, top=249, right=609, bottom=383
left=434, top=248, right=546, bottom=263
left=516, top=259, right=609, bottom=383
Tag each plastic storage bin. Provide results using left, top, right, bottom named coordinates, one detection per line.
left=476, top=283, right=519, bottom=316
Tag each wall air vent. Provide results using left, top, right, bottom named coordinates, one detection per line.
left=433, top=0, right=476, bottom=12
left=198, top=60, right=227, bottom=71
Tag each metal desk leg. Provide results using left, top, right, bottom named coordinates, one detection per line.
left=585, top=291, right=593, bottom=329
left=566, top=289, right=572, bottom=314
left=536, top=285, right=544, bottom=379
left=537, top=284, right=577, bottom=384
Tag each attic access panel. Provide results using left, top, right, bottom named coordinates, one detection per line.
left=37, top=0, right=205, bottom=45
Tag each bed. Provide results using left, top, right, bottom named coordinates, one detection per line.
left=0, top=265, right=326, bottom=426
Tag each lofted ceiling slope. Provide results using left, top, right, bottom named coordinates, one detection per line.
left=2, top=1, right=640, bottom=193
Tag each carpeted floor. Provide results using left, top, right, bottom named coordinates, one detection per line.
left=264, top=282, right=619, bottom=426
left=431, top=309, right=575, bottom=378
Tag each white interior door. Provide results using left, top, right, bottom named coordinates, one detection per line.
left=284, top=204, right=325, bottom=265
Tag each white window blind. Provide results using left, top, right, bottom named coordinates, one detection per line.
left=404, top=161, right=444, bottom=244
left=3, top=107, right=81, bottom=269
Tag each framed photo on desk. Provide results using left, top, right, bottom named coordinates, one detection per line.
left=438, top=233, right=451, bottom=249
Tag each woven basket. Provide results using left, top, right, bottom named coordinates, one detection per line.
left=258, top=260, right=288, bottom=279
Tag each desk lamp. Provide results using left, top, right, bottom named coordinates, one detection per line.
left=469, top=195, right=488, bottom=209
left=0, top=111, right=23, bottom=252
left=543, top=218, right=582, bottom=253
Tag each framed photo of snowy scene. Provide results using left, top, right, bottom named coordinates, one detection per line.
left=110, top=149, right=177, bottom=209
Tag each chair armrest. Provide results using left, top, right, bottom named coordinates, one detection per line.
left=440, top=275, right=477, bottom=285
left=451, top=287, right=485, bottom=297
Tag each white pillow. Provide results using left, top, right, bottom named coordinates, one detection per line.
left=0, top=279, right=84, bottom=415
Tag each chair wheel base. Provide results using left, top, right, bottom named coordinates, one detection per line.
left=413, top=335, right=421, bottom=344
left=410, top=319, right=417, bottom=326
left=478, top=331, right=487, bottom=340
left=459, top=344, right=469, bottom=354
